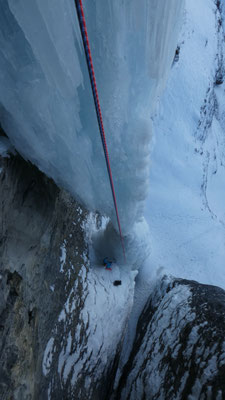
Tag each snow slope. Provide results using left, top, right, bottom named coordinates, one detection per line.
left=0, top=0, right=184, bottom=233
left=118, top=0, right=225, bottom=374
left=144, top=0, right=225, bottom=289
left=42, top=213, right=137, bottom=399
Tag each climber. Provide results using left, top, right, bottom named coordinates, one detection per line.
left=103, top=257, right=113, bottom=271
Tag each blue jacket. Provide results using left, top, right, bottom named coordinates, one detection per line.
left=103, top=258, right=112, bottom=268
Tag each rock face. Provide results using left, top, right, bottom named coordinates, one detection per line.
left=0, top=152, right=136, bottom=400
left=115, top=276, right=225, bottom=400
left=2, top=144, right=225, bottom=400
left=2, top=153, right=225, bottom=400
left=0, top=153, right=89, bottom=399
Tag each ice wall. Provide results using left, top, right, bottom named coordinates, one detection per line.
left=0, top=0, right=184, bottom=233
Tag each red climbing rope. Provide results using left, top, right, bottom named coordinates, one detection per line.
left=74, top=0, right=126, bottom=262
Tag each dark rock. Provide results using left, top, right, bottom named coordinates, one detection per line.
left=173, top=46, right=180, bottom=64
left=215, top=76, right=223, bottom=85
left=115, top=276, right=225, bottom=400
left=0, top=154, right=88, bottom=400
left=113, top=280, right=122, bottom=286
left=0, top=153, right=129, bottom=400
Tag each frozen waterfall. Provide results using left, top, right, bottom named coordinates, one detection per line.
left=0, top=0, right=184, bottom=233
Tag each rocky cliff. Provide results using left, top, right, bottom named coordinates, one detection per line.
left=0, top=150, right=135, bottom=400
left=0, top=152, right=89, bottom=399
left=115, top=276, right=225, bottom=400
left=1, top=154, right=225, bottom=399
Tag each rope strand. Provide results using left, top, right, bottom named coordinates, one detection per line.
left=74, top=0, right=126, bottom=262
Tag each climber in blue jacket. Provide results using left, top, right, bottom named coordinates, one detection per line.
left=103, top=257, right=112, bottom=270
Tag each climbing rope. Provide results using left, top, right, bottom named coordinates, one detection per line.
left=74, top=0, right=126, bottom=262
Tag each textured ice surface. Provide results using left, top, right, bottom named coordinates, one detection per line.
left=0, top=0, right=184, bottom=233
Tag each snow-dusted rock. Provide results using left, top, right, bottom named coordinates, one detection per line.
left=0, top=151, right=88, bottom=399
left=115, top=276, right=225, bottom=400
left=0, top=151, right=135, bottom=400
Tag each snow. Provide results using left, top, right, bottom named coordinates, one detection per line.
left=55, top=216, right=138, bottom=386
left=60, top=241, right=67, bottom=273
left=42, top=213, right=138, bottom=388
left=0, top=0, right=184, bottom=234
left=3, top=0, right=225, bottom=393
left=43, top=337, right=55, bottom=376
left=69, top=263, right=136, bottom=384
left=120, top=0, right=225, bottom=373
left=46, top=261, right=136, bottom=386
left=143, top=0, right=225, bottom=290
